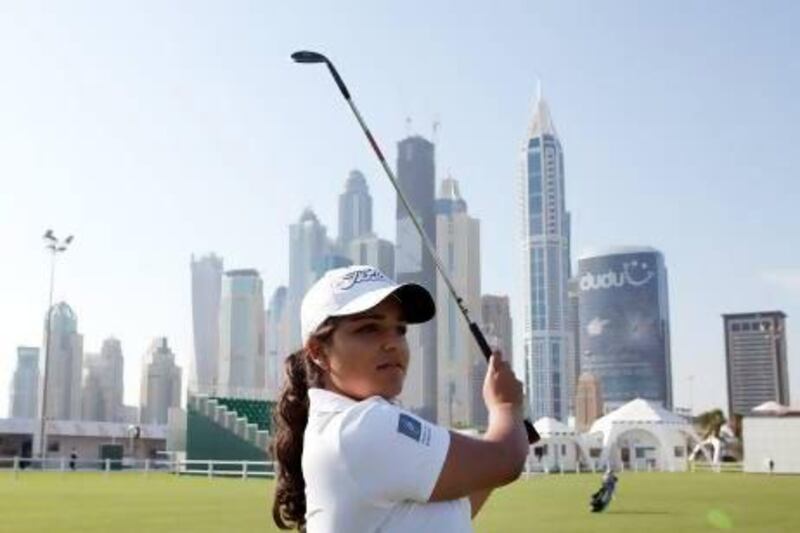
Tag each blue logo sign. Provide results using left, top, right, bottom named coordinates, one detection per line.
left=397, top=413, right=422, bottom=442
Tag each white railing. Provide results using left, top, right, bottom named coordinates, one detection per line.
left=690, top=461, right=743, bottom=473
left=0, top=456, right=276, bottom=479
left=523, top=457, right=603, bottom=477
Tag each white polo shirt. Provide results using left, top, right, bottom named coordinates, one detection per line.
left=302, top=388, right=472, bottom=532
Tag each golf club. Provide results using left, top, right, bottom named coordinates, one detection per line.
left=292, top=50, right=540, bottom=445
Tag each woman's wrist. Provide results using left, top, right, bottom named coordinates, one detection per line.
left=487, top=403, right=524, bottom=420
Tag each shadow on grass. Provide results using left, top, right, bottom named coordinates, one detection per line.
left=605, top=510, right=671, bottom=516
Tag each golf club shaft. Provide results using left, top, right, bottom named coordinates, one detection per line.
left=321, top=60, right=539, bottom=445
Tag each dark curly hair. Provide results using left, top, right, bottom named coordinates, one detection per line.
left=271, top=321, right=336, bottom=530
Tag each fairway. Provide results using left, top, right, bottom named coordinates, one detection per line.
left=1, top=471, right=798, bottom=532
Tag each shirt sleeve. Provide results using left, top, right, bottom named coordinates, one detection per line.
left=338, top=399, right=451, bottom=505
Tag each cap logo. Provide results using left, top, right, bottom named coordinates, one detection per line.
left=335, top=267, right=388, bottom=291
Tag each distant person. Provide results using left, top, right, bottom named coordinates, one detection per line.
left=69, top=449, right=78, bottom=471
left=270, top=265, right=529, bottom=532
left=768, top=458, right=775, bottom=474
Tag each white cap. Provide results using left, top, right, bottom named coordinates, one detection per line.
left=300, top=265, right=435, bottom=347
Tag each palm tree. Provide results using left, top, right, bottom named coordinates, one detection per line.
left=695, top=408, right=726, bottom=439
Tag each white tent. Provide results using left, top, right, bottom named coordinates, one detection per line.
left=584, top=398, right=706, bottom=472
left=752, top=401, right=793, bottom=415
left=744, top=402, right=800, bottom=474
left=530, top=417, right=587, bottom=472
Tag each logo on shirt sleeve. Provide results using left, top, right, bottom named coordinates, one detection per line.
left=397, top=413, right=431, bottom=445
left=397, top=413, right=421, bottom=442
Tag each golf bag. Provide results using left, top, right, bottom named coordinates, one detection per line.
left=590, top=477, right=617, bottom=512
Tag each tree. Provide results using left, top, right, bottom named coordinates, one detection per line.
left=695, top=408, right=726, bottom=439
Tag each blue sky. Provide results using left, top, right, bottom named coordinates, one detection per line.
left=1, top=1, right=798, bottom=415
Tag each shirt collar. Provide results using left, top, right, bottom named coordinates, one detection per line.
left=308, top=388, right=359, bottom=413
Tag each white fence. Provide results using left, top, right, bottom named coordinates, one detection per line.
left=1, top=455, right=742, bottom=480
left=0, top=456, right=276, bottom=480
left=522, top=456, right=743, bottom=476
left=690, top=461, right=744, bottom=474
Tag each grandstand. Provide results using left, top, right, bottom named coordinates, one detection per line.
left=186, top=395, right=275, bottom=469
left=214, top=397, right=272, bottom=432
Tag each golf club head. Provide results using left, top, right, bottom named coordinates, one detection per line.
left=291, top=50, right=351, bottom=100
left=291, top=50, right=328, bottom=64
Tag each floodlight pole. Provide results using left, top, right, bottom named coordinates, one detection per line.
left=37, top=230, right=74, bottom=462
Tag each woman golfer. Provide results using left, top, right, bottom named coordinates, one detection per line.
left=272, top=265, right=528, bottom=531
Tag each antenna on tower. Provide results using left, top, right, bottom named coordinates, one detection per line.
left=405, top=116, right=412, bottom=135
left=432, top=115, right=441, bottom=144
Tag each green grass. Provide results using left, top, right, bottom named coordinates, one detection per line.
left=1, top=471, right=798, bottom=532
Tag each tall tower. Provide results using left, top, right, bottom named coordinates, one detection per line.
left=347, top=234, right=395, bottom=278
left=39, top=302, right=83, bottom=421
left=191, top=253, right=223, bottom=395
left=10, top=347, right=39, bottom=418
left=338, top=169, right=373, bottom=252
left=519, top=94, right=571, bottom=421
left=140, top=337, right=182, bottom=425
left=288, top=208, right=330, bottom=349
left=435, top=177, right=481, bottom=428
left=395, top=135, right=438, bottom=422
left=575, top=372, right=603, bottom=432
left=266, top=286, right=290, bottom=398
left=81, top=337, right=124, bottom=422
left=724, top=311, right=790, bottom=416
left=578, top=247, right=673, bottom=411
left=565, top=277, right=581, bottom=416
left=217, top=269, right=266, bottom=398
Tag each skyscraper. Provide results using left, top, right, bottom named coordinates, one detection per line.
left=565, top=277, right=581, bottom=416
left=81, top=352, right=103, bottom=420
left=140, top=337, right=182, bottom=425
left=217, top=269, right=266, bottom=398
left=481, top=295, right=514, bottom=369
left=315, top=252, right=352, bottom=279
left=435, top=177, right=481, bottom=427
left=81, top=337, right=124, bottom=422
left=266, top=286, right=290, bottom=398
left=476, top=295, right=514, bottom=429
left=39, top=302, right=83, bottom=421
left=191, top=253, right=223, bottom=395
left=724, top=311, right=790, bottom=416
left=575, top=372, right=603, bottom=432
left=347, top=234, right=395, bottom=278
left=519, top=94, right=571, bottom=421
left=288, top=208, right=330, bottom=349
left=396, top=135, right=438, bottom=422
left=10, top=347, right=39, bottom=418
left=338, top=169, right=373, bottom=252
left=578, top=247, right=673, bottom=410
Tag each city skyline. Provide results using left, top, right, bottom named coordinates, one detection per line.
left=1, top=2, right=799, bottom=417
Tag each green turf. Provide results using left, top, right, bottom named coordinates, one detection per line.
left=1, top=471, right=798, bottom=532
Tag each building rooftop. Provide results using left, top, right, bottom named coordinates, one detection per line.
left=225, top=269, right=260, bottom=278
left=577, top=245, right=661, bottom=260
left=527, top=94, right=558, bottom=139
left=0, top=418, right=168, bottom=439
left=722, top=311, right=787, bottom=319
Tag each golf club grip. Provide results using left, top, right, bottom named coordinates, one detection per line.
left=524, top=419, right=541, bottom=444
left=468, top=322, right=540, bottom=444
left=469, top=322, right=493, bottom=359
